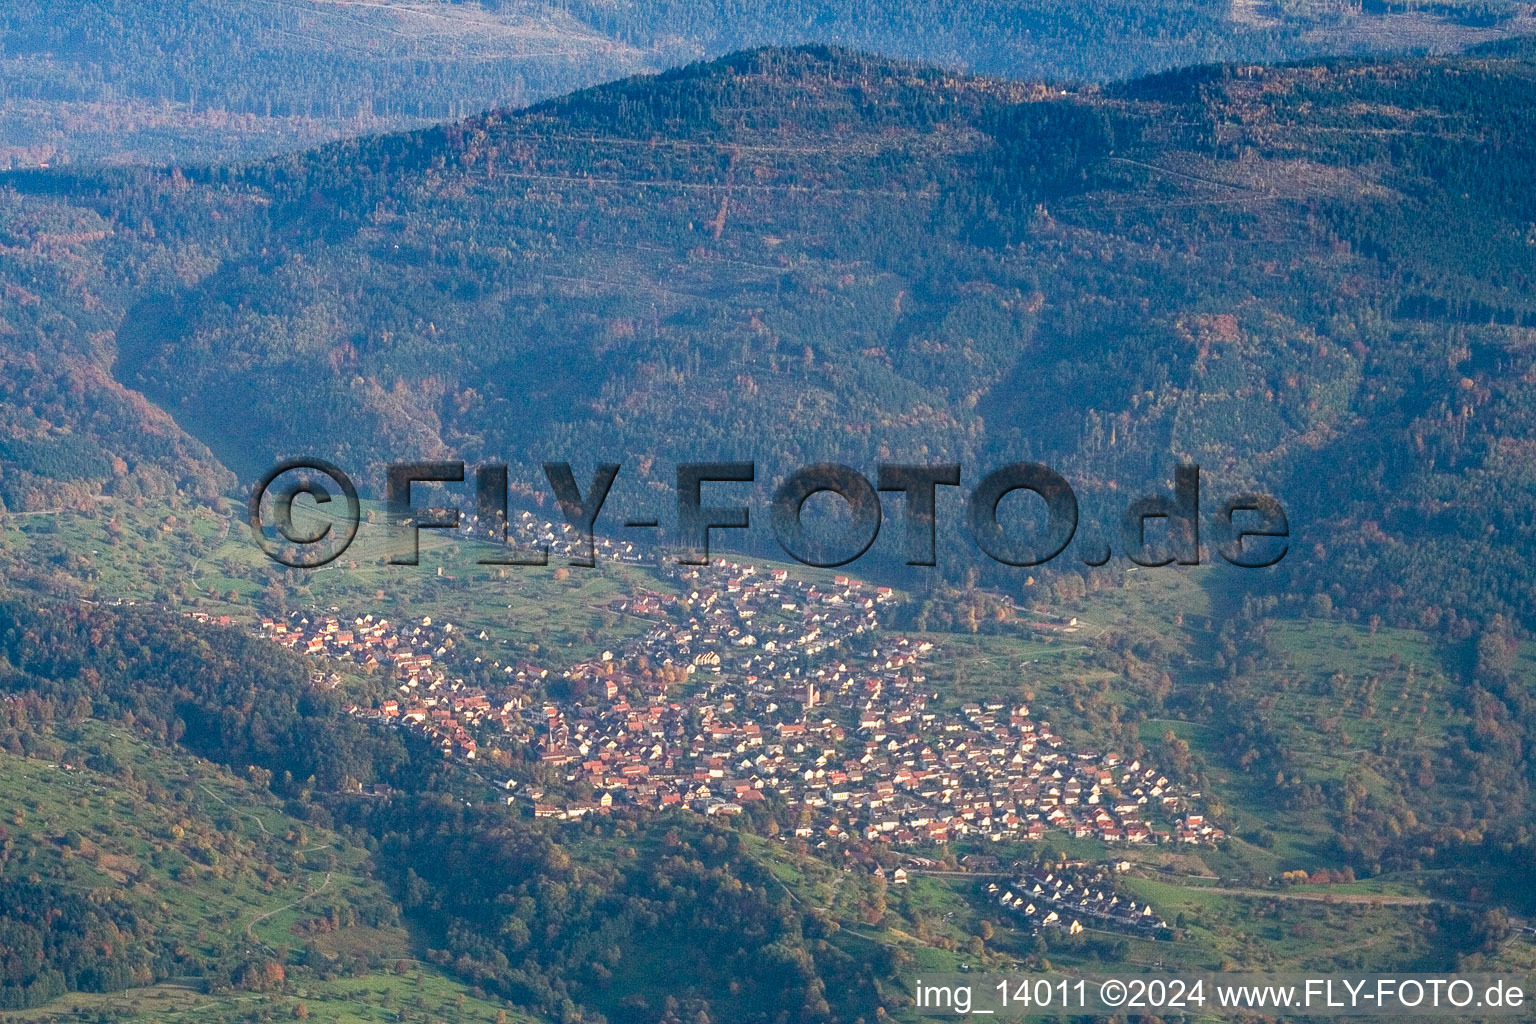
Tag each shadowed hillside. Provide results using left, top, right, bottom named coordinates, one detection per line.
left=7, top=45, right=1533, bottom=625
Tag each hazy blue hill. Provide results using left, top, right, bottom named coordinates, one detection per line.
left=4, top=0, right=1533, bottom=168
left=566, top=0, right=1534, bottom=82
left=0, top=0, right=653, bottom=168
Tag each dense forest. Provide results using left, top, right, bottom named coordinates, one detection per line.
left=6, top=44, right=1536, bottom=630
left=560, top=0, right=1530, bottom=83
left=339, top=796, right=889, bottom=1023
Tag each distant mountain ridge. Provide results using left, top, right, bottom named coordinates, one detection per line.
left=4, top=0, right=1534, bottom=168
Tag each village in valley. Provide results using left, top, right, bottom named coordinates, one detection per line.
left=248, top=512, right=1223, bottom=863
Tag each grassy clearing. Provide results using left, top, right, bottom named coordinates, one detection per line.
left=0, top=496, right=674, bottom=664
left=1119, top=876, right=1449, bottom=971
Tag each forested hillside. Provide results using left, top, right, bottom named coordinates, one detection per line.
left=0, top=185, right=235, bottom=512
left=0, top=708, right=412, bottom=1012
left=4, top=0, right=1532, bottom=167
left=6, top=44, right=1534, bottom=629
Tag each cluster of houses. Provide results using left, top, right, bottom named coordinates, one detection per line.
left=252, top=552, right=1220, bottom=850
left=257, top=610, right=459, bottom=689
left=468, top=508, right=648, bottom=565
left=255, top=610, right=520, bottom=758
left=991, top=864, right=1170, bottom=938
left=528, top=649, right=1215, bottom=848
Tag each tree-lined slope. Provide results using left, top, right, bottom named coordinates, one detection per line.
left=36, top=44, right=1529, bottom=630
